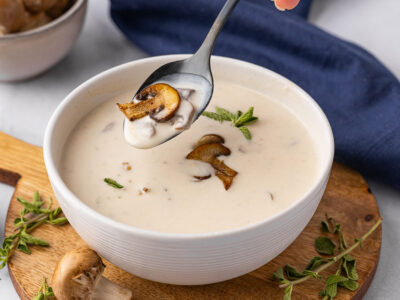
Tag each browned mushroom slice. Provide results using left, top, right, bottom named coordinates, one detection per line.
left=212, top=160, right=238, bottom=178
left=186, top=143, right=238, bottom=190
left=186, top=143, right=231, bottom=162
left=215, top=170, right=235, bottom=190
left=194, top=134, right=225, bottom=148
left=193, top=174, right=212, bottom=181
left=117, top=83, right=180, bottom=122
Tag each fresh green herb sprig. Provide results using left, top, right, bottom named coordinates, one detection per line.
left=32, top=277, right=55, bottom=300
left=0, top=191, right=68, bottom=269
left=104, top=178, right=124, bottom=189
left=202, top=106, right=258, bottom=140
left=274, top=216, right=382, bottom=300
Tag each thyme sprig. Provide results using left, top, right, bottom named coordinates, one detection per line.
left=274, top=216, right=382, bottom=299
left=202, top=106, right=258, bottom=140
left=32, top=277, right=55, bottom=300
left=0, top=191, right=68, bottom=269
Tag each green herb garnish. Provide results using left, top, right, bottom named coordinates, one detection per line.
left=202, top=106, right=258, bottom=140
left=274, top=216, right=382, bottom=299
left=314, top=236, right=336, bottom=255
left=0, top=191, right=68, bottom=270
left=104, top=178, right=124, bottom=189
left=32, top=277, right=55, bottom=300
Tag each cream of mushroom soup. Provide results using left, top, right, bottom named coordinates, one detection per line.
left=61, top=80, right=318, bottom=234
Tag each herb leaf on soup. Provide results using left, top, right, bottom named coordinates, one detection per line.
left=104, top=178, right=124, bottom=189
left=202, top=106, right=258, bottom=140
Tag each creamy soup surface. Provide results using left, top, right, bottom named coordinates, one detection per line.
left=61, top=81, right=318, bottom=234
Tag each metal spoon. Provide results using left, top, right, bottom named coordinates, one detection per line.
left=124, top=0, right=240, bottom=148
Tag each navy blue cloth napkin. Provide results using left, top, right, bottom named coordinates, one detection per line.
left=110, top=0, right=400, bottom=189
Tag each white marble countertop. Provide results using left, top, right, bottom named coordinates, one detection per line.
left=0, top=0, right=399, bottom=298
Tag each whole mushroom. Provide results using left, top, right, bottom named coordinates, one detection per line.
left=52, top=248, right=133, bottom=300
left=0, top=0, right=25, bottom=35
left=20, top=10, right=51, bottom=32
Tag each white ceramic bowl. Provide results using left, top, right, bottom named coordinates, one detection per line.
left=0, top=0, right=87, bottom=82
left=44, top=55, right=334, bottom=285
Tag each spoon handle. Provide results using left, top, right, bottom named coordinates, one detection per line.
left=186, top=0, right=240, bottom=77
left=197, top=0, right=240, bottom=58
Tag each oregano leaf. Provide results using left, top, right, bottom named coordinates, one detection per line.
left=239, top=126, right=251, bottom=140
left=234, top=110, right=242, bottom=121
left=215, top=107, right=235, bottom=121
left=47, top=217, right=68, bottom=226
left=343, top=258, right=358, bottom=280
left=323, top=275, right=348, bottom=298
left=32, top=292, right=44, bottom=300
left=240, top=116, right=258, bottom=126
left=315, top=236, right=336, bottom=255
left=284, top=264, right=305, bottom=280
left=33, top=191, right=41, bottom=206
left=321, top=220, right=331, bottom=233
left=201, top=111, right=223, bottom=122
left=325, top=283, right=338, bottom=298
left=339, top=279, right=359, bottom=291
left=325, top=274, right=348, bottom=285
left=17, top=240, right=31, bottom=254
left=305, top=257, right=327, bottom=271
left=17, top=197, right=43, bottom=214
left=273, top=268, right=286, bottom=281
left=104, top=178, right=124, bottom=189
left=202, top=106, right=258, bottom=140
left=234, top=107, right=254, bottom=126
left=20, top=231, right=49, bottom=246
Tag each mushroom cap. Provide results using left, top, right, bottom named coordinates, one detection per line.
left=117, top=83, right=181, bottom=122
left=45, top=0, right=70, bottom=18
left=20, top=10, right=51, bottom=32
left=52, top=247, right=105, bottom=300
left=0, top=0, right=25, bottom=33
left=23, top=0, right=44, bottom=13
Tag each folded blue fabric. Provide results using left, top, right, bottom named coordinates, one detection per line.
left=110, top=0, right=400, bottom=189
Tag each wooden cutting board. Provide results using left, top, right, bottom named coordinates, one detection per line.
left=0, top=131, right=381, bottom=300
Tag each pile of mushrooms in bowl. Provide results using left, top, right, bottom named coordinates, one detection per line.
left=44, top=55, right=334, bottom=285
left=0, top=0, right=87, bottom=82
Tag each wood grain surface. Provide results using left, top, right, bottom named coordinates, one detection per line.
left=0, top=131, right=381, bottom=299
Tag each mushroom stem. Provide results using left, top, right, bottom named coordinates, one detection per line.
left=91, top=276, right=132, bottom=300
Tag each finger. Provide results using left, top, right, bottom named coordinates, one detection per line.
left=274, top=0, right=300, bottom=11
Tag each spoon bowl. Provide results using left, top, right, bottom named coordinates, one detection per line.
left=123, top=0, right=239, bottom=148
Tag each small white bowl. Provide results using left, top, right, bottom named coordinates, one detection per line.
left=0, top=0, right=87, bottom=82
left=44, top=55, right=334, bottom=285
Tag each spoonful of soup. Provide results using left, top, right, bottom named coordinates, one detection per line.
left=117, top=0, right=239, bottom=149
